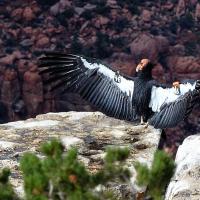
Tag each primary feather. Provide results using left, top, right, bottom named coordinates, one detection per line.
left=38, top=52, right=135, bottom=121
left=38, top=52, right=200, bottom=129
left=148, top=80, right=199, bottom=128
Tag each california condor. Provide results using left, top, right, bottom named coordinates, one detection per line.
left=39, top=52, right=135, bottom=122
left=135, top=59, right=200, bottom=128
left=38, top=52, right=200, bottom=129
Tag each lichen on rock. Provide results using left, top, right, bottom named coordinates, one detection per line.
left=0, top=111, right=161, bottom=198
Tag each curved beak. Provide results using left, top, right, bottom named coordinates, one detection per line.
left=136, top=59, right=150, bottom=72
left=136, top=64, right=143, bottom=72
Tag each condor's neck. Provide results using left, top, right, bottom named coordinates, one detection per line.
left=137, top=70, right=153, bottom=81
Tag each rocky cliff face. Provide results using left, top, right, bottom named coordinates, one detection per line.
left=165, top=134, right=200, bottom=200
left=0, top=111, right=161, bottom=197
left=0, top=0, right=199, bottom=151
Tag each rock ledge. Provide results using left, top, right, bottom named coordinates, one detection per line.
left=0, top=111, right=161, bottom=197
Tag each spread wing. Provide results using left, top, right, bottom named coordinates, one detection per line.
left=38, top=52, right=135, bottom=121
left=149, top=80, right=199, bottom=129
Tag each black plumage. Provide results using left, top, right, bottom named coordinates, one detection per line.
left=149, top=83, right=200, bottom=129
left=38, top=52, right=135, bottom=121
left=38, top=52, right=200, bottom=129
left=131, top=59, right=200, bottom=128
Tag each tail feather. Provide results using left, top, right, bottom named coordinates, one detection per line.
left=184, top=81, right=200, bottom=118
left=42, top=52, right=78, bottom=58
left=195, top=80, right=200, bottom=90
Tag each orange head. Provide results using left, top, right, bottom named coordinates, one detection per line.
left=136, top=59, right=151, bottom=72
left=173, top=81, right=180, bottom=88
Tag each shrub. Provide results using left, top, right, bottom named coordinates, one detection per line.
left=0, top=141, right=175, bottom=200
left=20, top=139, right=131, bottom=200
left=135, top=150, right=176, bottom=200
left=0, top=168, right=18, bottom=200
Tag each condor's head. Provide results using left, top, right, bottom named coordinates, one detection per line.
left=136, top=59, right=154, bottom=79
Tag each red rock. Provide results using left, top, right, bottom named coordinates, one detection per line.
left=51, top=37, right=57, bottom=43
left=170, top=44, right=185, bottom=56
left=23, top=70, right=41, bottom=85
left=17, top=59, right=28, bottom=74
left=84, top=3, right=96, bottom=10
left=176, top=0, right=186, bottom=17
left=0, top=54, right=15, bottom=65
left=191, top=0, right=198, bottom=5
left=107, top=0, right=117, bottom=7
left=111, top=9, right=118, bottom=19
left=166, top=56, right=200, bottom=80
left=4, top=69, right=17, bottom=81
left=31, top=1, right=41, bottom=13
left=155, top=35, right=169, bottom=54
left=23, top=27, right=33, bottom=35
left=195, top=3, right=200, bottom=21
left=130, top=34, right=170, bottom=64
left=20, top=39, right=33, bottom=47
left=7, top=29, right=19, bottom=38
left=50, top=3, right=60, bottom=15
left=130, top=33, right=158, bottom=62
left=13, top=50, right=23, bottom=59
left=23, top=71, right=43, bottom=117
left=80, top=21, right=89, bottom=33
left=23, top=90, right=43, bottom=117
left=141, top=9, right=151, bottom=22
left=173, top=56, right=200, bottom=73
left=163, top=2, right=174, bottom=10
left=46, top=27, right=56, bottom=34
left=108, top=53, right=136, bottom=76
left=50, top=0, right=71, bottom=15
left=36, top=36, right=50, bottom=48
left=99, top=16, right=109, bottom=26
left=11, top=8, right=23, bottom=21
left=23, top=7, right=35, bottom=21
left=1, top=78, right=21, bottom=121
left=28, top=63, right=38, bottom=72
left=152, top=63, right=166, bottom=82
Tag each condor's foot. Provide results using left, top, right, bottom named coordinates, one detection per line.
left=139, top=116, right=149, bottom=128
left=144, top=122, right=149, bottom=128
left=140, top=122, right=149, bottom=128
left=140, top=116, right=144, bottom=124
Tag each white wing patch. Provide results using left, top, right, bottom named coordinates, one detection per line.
left=179, top=82, right=196, bottom=94
left=149, top=82, right=196, bottom=112
left=81, top=58, right=134, bottom=99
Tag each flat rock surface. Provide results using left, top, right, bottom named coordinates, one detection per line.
left=165, top=134, right=200, bottom=200
left=0, top=111, right=161, bottom=198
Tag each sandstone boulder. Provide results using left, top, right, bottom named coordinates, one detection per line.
left=11, top=8, right=23, bottom=21
left=23, top=69, right=43, bottom=117
left=108, top=53, right=136, bottom=76
left=166, top=56, right=200, bottom=80
left=195, top=3, right=200, bottom=21
left=35, top=36, right=50, bottom=48
left=22, top=7, right=35, bottom=21
left=141, top=9, right=151, bottom=22
left=130, top=33, right=158, bottom=62
left=130, top=33, right=169, bottom=63
left=176, top=0, right=186, bottom=17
